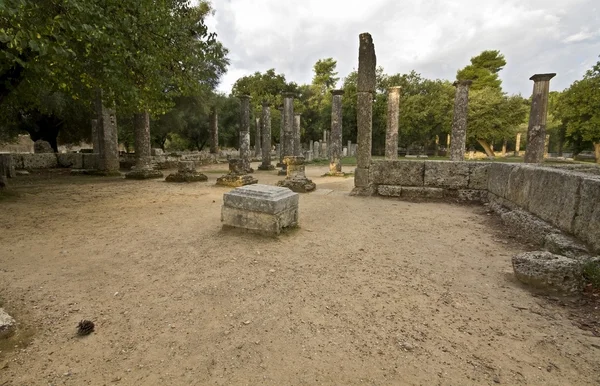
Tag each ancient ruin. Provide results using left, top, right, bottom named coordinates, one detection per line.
left=385, top=86, right=401, bottom=160
left=210, top=107, right=219, bottom=154
left=221, top=184, right=299, bottom=236
left=327, top=90, right=345, bottom=176
left=277, top=156, right=316, bottom=193
left=279, top=93, right=295, bottom=176
left=238, top=95, right=254, bottom=173
left=449, top=80, right=473, bottom=161
left=125, top=112, right=164, bottom=180
left=258, top=102, right=275, bottom=171
left=165, top=161, right=208, bottom=183
left=94, top=89, right=120, bottom=175
left=524, top=73, right=556, bottom=163
left=216, top=158, right=258, bottom=187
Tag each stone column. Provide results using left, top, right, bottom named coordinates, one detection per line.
left=328, top=89, right=344, bottom=175
left=94, top=89, right=120, bottom=175
left=255, top=117, right=262, bottom=157
left=126, top=111, right=163, bottom=179
left=238, top=95, right=253, bottom=173
left=258, top=102, right=275, bottom=170
left=524, top=73, right=556, bottom=163
left=449, top=80, right=473, bottom=161
left=277, top=106, right=285, bottom=167
left=313, top=141, right=320, bottom=159
left=385, top=86, right=402, bottom=160
left=353, top=32, right=376, bottom=195
left=279, top=93, right=294, bottom=175
left=210, top=107, right=219, bottom=154
left=293, top=114, right=302, bottom=156
left=514, top=132, right=522, bottom=156
left=91, top=119, right=100, bottom=153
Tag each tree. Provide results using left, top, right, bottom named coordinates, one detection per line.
left=457, top=50, right=506, bottom=91
left=0, top=0, right=229, bottom=149
left=556, top=59, right=600, bottom=162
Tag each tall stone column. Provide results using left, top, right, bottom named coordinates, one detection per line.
left=94, top=89, right=120, bottom=175
left=210, top=107, right=219, bottom=154
left=449, top=80, right=472, bottom=161
left=258, top=102, right=275, bottom=170
left=544, top=134, right=550, bottom=158
left=353, top=32, right=376, bottom=195
left=328, top=89, right=344, bottom=175
left=255, top=117, right=262, bottom=157
left=238, top=95, right=253, bottom=173
left=514, top=132, right=522, bottom=156
left=91, top=119, right=100, bottom=153
left=293, top=114, right=302, bottom=156
left=385, top=86, right=402, bottom=160
left=276, top=106, right=284, bottom=167
left=524, top=73, right=556, bottom=163
left=126, top=111, right=163, bottom=179
left=279, top=93, right=294, bottom=175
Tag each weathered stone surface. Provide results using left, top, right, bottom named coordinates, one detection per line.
left=468, top=163, right=489, bottom=190
left=457, top=189, right=488, bottom=202
left=401, top=187, right=445, bottom=199
left=573, top=178, right=600, bottom=253
left=385, top=86, right=401, bottom=160
left=487, top=163, right=517, bottom=198
left=277, top=156, right=316, bottom=193
left=1, top=154, right=16, bottom=178
left=377, top=185, right=403, bottom=197
left=151, top=148, right=164, bottom=156
left=424, top=161, right=470, bottom=189
left=34, top=140, right=54, bottom=153
left=238, top=95, right=253, bottom=173
left=82, top=154, right=99, bottom=170
left=500, top=209, right=557, bottom=245
left=544, top=233, right=590, bottom=260
left=293, top=114, right=301, bottom=156
left=356, top=92, right=373, bottom=170
left=21, top=154, right=58, bottom=170
left=259, top=102, right=274, bottom=170
left=165, top=160, right=205, bottom=182
left=56, top=153, right=83, bottom=169
left=357, top=33, right=376, bottom=92
left=127, top=168, right=164, bottom=180
left=329, top=90, right=344, bottom=175
left=216, top=173, right=257, bottom=187
left=449, top=80, right=472, bottom=161
left=255, top=117, right=262, bottom=157
left=505, top=165, right=536, bottom=208
left=95, top=89, right=120, bottom=173
left=370, top=160, right=425, bottom=186
left=210, top=107, right=219, bottom=154
left=0, top=308, right=16, bottom=338
left=512, top=251, right=582, bottom=294
left=221, top=184, right=299, bottom=236
left=524, top=74, right=556, bottom=164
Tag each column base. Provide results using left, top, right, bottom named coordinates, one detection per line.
left=257, top=164, right=276, bottom=171
left=216, top=173, right=258, bottom=187
left=125, top=168, right=164, bottom=180
left=165, top=171, right=208, bottom=183
left=350, top=186, right=376, bottom=196
left=277, top=178, right=316, bottom=193
left=323, top=172, right=349, bottom=177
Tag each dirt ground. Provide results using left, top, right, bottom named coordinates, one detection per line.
left=0, top=163, right=599, bottom=386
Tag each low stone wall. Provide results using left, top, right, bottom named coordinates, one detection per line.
left=120, top=152, right=219, bottom=170
left=368, top=160, right=600, bottom=254
left=487, top=163, right=600, bottom=254
left=370, top=160, right=489, bottom=202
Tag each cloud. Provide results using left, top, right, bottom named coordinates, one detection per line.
left=207, top=0, right=600, bottom=95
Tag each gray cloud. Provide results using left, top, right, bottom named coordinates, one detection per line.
left=207, top=0, right=600, bottom=95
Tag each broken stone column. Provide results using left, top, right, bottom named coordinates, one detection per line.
left=449, top=80, right=473, bottom=161
left=277, top=106, right=285, bottom=167
left=293, top=114, right=302, bottom=156
left=216, top=158, right=258, bottom=187
left=328, top=89, right=345, bottom=176
left=258, top=102, right=275, bottom=170
left=525, top=73, right=556, bottom=164
left=255, top=117, right=262, bottom=157
left=94, top=89, right=120, bottom=175
left=238, top=95, right=253, bottom=173
left=91, top=119, right=100, bottom=153
left=279, top=93, right=295, bottom=176
left=277, top=156, right=316, bottom=193
left=352, top=32, right=376, bottom=195
left=210, top=107, right=219, bottom=154
left=514, top=132, right=522, bottom=156
left=385, top=86, right=402, bottom=160
left=166, top=160, right=208, bottom=182
left=313, top=141, right=320, bottom=159
left=126, top=111, right=163, bottom=180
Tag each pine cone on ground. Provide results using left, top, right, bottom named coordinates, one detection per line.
left=77, top=320, right=95, bottom=336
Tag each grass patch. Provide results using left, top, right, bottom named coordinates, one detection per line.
left=583, top=259, right=600, bottom=289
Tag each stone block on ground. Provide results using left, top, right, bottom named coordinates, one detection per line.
left=500, top=209, right=556, bottom=246
left=221, top=184, right=299, bottom=236
left=512, top=251, right=582, bottom=294
left=487, top=163, right=517, bottom=199
left=377, top=185, right=403, bottom=197
left=127, top=168, right=164, bottom=180
left=56, top=153, right=84, bottom=169
left=468, top=163, right=489, bottom=190
left=370, top=160, right=425, bottom=186
left=22, top=154, right=58, bottom=170
left=82, top=154, right=99, bottom=170
left=0, top=308, right=16, bottom=338
left=165, top=161, right=205, bottom=182
left=424, top=161, right=470, bottom=189
left=277, top=178, right=316, bottom=193
left=401, top=187, right=445, bottom=199
left=543, top=233, right=590, bottom=260
left=573, top=178, right=600, bottom=254
left=457, top=189, right=488, bottom=202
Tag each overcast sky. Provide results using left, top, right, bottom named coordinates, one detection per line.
left=205, top=0, right=600, bottom=96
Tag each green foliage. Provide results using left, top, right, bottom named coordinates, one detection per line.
left=457, top=50, right=506, bottom=91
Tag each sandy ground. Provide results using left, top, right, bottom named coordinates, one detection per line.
left=0, top=163, right=599, bottom=386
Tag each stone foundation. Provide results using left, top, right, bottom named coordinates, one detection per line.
left=216, top=158, right=258, bottom=187
left=277, top=156, right=315, bottom=193
left=165, top=161, right=207, bottom=183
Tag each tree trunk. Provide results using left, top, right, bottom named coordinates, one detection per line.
left=501, top=139, right=507, bottom=157
left=595, top=142, right=600, bottom=164
left=477, top=139, right=496, bottom=158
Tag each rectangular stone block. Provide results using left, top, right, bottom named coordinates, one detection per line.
left=10, top=154, right=24, bottom=170
left=573, top=178, right=600, bottom=253
left=221, top=184, right=299, bottom=235
left=57, top=153, right=84, bottom=169
left=487, top=163, right=517, bottom=198
left=82, top=154, right=99, bottom=170
left=21, top=153, right=58, bottom=170
left=377, top=185, right=402, bottom=197
left=370, top=160, right=424, bottom=186
left=526, top=167, right=581, bottom=233
left=354, top=167, right=370, bottom=187
left=505, top=165, right=536, bottom=209
left=401, top=187, right=445, bottom=199
left=424, top=161, right=469, bottom=189
left=468, top=163, right=489, bottom=190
